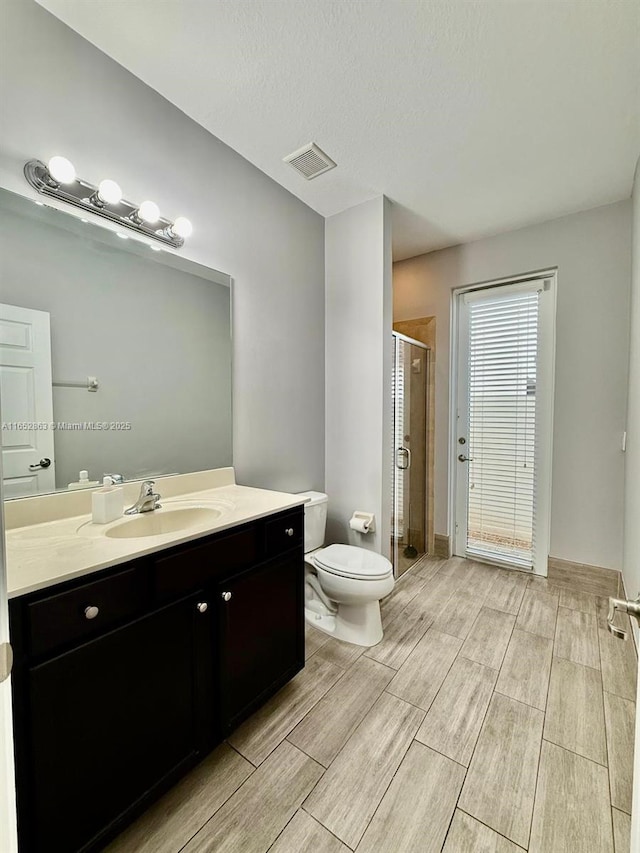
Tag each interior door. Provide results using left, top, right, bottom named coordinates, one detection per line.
left=0, top=304, right=55, bottom=497
left=392, top=333, right=428, bottom=577
left=453, top=277, right=555, bottom=575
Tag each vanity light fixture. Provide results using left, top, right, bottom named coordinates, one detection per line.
left=24, top=158, right=192, bottom=248
left=92, top=179, right=123, bottom=207
left=47, top=156, right=76, bottom=185
left=136, top=200, right=160, bottom=224
left=164, top=215, right=193, bottom=240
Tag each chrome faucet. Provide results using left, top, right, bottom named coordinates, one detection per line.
left=607, top=595, right=640, bottom=639
left=125, top=480, right=161, bottom=515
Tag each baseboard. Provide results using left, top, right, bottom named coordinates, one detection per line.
left=547, top=556, right=620, bottom=598
left=433, top=534, right=451, bottom=559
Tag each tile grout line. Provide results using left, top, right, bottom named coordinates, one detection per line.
left=336, top=716, right=426, bottom=851
left=455, top=806, right=529, bottom=851
left=540, top=735, right=610, bottom=770
left=301, top=806, right=359, bottom=851
left=515, top=573, right=554, bottom=853
left=457, top=601, right=519, bottom=673
left=384, top=631, right=462, bottom=716
left=226, top=740, right=259, bottom=768
left=602, top=687, right=636, bottom=818
left=597, top=608, right=617, bottom=827
left=300, top=692, right=427, bottom=849
left=284, top=736, right=332, bottom=770
left=173, top=758, right=260, bottom=853
left=230, top=657, right=350, bottom=766
left=431, top=582, right=524, bottom=850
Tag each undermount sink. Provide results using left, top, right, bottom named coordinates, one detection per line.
left=77, top=499, right=234, bottom=540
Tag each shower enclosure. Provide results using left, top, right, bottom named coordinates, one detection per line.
left=391, top=332, right=430, bottom=577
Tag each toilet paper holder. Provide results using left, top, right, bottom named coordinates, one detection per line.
left=349, top=512, right=376, bottom=534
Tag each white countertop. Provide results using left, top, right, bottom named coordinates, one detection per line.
left=6, top=481, right=305, bottom=598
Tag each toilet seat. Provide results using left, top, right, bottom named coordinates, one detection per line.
left=314, top=544, right=392, bottom=581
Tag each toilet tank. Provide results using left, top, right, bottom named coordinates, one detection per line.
left=298, top=491, right=328, bottom=553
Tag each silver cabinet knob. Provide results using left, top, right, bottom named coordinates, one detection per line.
left=221, top=592, right=232, bottom=602
left=196, top=602, right=208, bottom=613
left=285, top=528, right=294, bottom=537
left=84, top=605, right=99, bottom=620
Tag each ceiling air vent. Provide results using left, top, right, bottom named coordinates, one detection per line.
left=283, top=143, right=336, bottom=180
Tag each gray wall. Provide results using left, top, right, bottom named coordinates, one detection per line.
left=0, top=197, right=232, bottom=489
left=394, top=200, right=632, bottom=570
left=0, top=0, right=325, bottom=494
left=325, top=197, right=393, bottom=555
left=623, top=159, right=640, bottom=638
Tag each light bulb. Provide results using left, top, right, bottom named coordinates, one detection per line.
left=137, top=200, right=160, bottom=224
left=97, top=179, right=122, bottom=205
left=172, top=216, right=192, bottom=238
left=48, top=156, right=76, bottom=184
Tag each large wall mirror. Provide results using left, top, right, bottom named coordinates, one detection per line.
left=0, top=187, right=232, bottom=499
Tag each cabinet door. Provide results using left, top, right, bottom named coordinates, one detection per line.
left=23, top=594, right=212, bottom=853
left=217, top=552, right=304, bottom=733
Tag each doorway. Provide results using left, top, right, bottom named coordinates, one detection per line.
left=391, top=331, right=430, bottom=577
left=452, top=273, right=556, bottom=574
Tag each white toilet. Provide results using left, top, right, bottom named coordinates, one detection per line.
left=301, top=491, right=394, bottom=647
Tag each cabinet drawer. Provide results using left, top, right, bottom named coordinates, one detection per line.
left=27, top=567, right=146, bottom=657
left=265, top=509, right=303, bottom=557
left=155, top=526, right=258, bottom=601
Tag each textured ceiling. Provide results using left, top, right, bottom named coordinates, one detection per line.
left=38, top=0, right=640, bottom=259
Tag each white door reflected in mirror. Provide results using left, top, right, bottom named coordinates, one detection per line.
left=0, top=304, right=56, bottom=498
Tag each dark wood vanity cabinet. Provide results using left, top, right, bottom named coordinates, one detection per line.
left=9, top=506, right=304, bottom=853
left=217, top=550, right=304, bottom=733
left=23, top=594, right=212, bottom=853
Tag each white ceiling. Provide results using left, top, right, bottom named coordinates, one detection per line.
left=38, top=0, right=640, bottom=260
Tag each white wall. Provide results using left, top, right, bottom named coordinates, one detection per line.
left=0, top=0, right=325, bottom=494
left=625, top=158, right=640, bottom=853
left=394, top=201, right=632, bottom=569
left=623, top=160, right=640, bottom=604
left=325, top=197, right=393, bottom=555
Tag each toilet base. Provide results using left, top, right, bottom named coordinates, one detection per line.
left=304, top=599, right=383, bottom=647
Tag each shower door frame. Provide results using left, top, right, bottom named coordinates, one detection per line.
left=391, top=331, right=431, bottom=578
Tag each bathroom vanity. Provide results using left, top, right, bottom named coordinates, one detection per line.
left=6, top=473, right=305, bottom=853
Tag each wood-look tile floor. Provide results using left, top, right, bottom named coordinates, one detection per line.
left=108, top=556, right=637, bottom=853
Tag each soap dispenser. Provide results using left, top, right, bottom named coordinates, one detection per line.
left=92, top=476, right=124, bottom=524
left=68, top=470, right=100, bottom=490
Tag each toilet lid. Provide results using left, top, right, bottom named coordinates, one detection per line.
left=314, top=544, right=393, bottom=580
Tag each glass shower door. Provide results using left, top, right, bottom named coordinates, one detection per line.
left=392, top=333, right=429, bottom=577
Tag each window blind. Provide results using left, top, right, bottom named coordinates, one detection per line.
left=466, top=289, right=539, bottom=568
